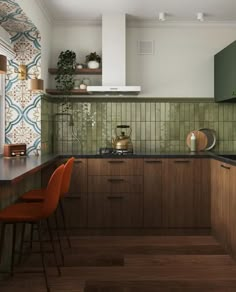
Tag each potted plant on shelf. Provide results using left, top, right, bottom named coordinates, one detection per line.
left=86, top=52, right=101, bottom=69
left=55, top=50, right=76, bottom=92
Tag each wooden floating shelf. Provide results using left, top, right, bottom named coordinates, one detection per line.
left=45, top=89, right=89, bottom=95
left=48, top=68, right=102, bottom=75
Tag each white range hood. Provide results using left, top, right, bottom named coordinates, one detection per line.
left=87, top=14, right=141, bottom=95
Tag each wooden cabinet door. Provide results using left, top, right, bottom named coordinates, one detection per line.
left=59, top=158, right=88, bottom=228
left=194, top=159, right=211, bottom=228
left=211, top=160, right=232, bottom=252
left=143, top=159, right=164, bottom=227
left=88, top=193, right=143, bottom=228
left=163, top=159, right=196, bottom=227
left=229, top=165, right=236, bottom=256
left=211, top=159, right=221, bottom=234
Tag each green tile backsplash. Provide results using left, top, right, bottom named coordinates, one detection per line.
left=41, top=99, right=236, bottom=154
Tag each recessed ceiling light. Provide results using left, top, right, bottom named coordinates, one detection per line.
left=197, top=12, right=204, bottom=22
left=158, top=12, right=166, bottom=21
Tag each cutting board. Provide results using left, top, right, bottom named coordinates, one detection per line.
left=186, top=130, right=208, bottom=151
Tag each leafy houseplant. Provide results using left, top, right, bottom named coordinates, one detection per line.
left=86, top=52, right=101, bottom=69
left=55, top=50, right=76, bottom=92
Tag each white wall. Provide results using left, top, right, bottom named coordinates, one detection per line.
left=16, top=0, right=52, bottom=88
left=51, top=23, right=102, bottom=87
left=51, top=22, right=236, bottom=98
left=0, top=26, right=11, bottom=44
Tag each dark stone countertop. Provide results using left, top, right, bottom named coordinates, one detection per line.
left=0, top=154, right=58, bottom=184
left=60, top=151, right=213, bottom=159
left=1, top=151, right=236, bottom=183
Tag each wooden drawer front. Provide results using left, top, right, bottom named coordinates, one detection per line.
left=88, top=176, right=143, bottom=193
left=88, top=192, right=143, bottom=228
left=88, top=159, right=143, bottom=176
left=69, top=158, right=88, bottom=194
left=59, top=194, right=87, bottom=228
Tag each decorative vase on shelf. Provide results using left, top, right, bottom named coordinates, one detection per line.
left=87, top=60, right=99, bottom=69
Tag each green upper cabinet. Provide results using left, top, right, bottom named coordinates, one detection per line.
left=214, top=40, right=236, bottom=102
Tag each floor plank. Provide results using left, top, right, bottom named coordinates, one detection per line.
left=0, top=235, right=235, bottom=292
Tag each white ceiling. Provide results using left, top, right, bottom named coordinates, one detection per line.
left=41, top=0, right=236, bottom=22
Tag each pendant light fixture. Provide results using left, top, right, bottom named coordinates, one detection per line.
left=0, top=55, right=7, bottom=74
left=28, top=78, right=44, bottom=92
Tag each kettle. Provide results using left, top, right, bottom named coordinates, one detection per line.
left=112, top=125, right=133, bottom=151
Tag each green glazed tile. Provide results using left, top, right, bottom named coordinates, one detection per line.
left=179, top=103, right=185, bottom=122
left=127, top=103, right=132, bottom=121
left=184, top=104, right=190, bottom=121
left=150, top=141, right=156, bottom=153
left=155, top=122, right=161, bottom=140
left=141, top=122, right=146, bottom=141
left=155, top=103, right=161, bottom=121
left=155, top=141, right=161, bottom=152
left=116, top=103, right=122, bottom=121
left=130, top=122, right=136, bottom=140
left=131, top=103, right=136, bottom=121
left=134, top=140, right=141, bottom=153
left=160, top=103, right=165, bottom=121
left=111, top=103, right=117, bottom=121
left=145, top=141, right=151, bottom=153
left=160, top=122, right=166, bottom=140
left=145, top=122, right=151, bottom=140
left=223, top=104, right=233, bottom=121
left=135, top=103, right=141, bottom=121
left=141, top=103, right=146, bottom=121
left=150, top=122, right=156, bottom=141
left=150, top=103, right=156, bottom=121
left=135, top=121, right=141, bottom=140
left=106, top=103, right=112, bottom=121
left=165, top=103, right=170, bottom=121
left=218, top=104, right=224, bottom=122
left=223, top=122, right=233, bottom=141
left=140, top=141, right=146, bottom=152
left=189, top=104, right=195, bottom=122
left=121, top=103, right=127, bottom=121
left=145, top=103, right=151, bottom=121
left=179, top=122, right=185, bottom=140
left=198, top=103, right=205, bottom=121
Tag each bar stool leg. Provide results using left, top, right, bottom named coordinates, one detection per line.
left=53, top=212, right=64, bottom=266
left=37, top=221, right=50, bottom=292
left=46, top=219, right=61, bottom=276
left=30, top=223, right=34, bottom=249
left=0, top=222, right=6, bottom=263
left=59, top=199, right=71, bottom=248
left=18, top=223, right=26, bottom=264
left=10, top=223, right=16, bottom=276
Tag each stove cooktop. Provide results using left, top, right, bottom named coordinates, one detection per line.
left=99, top=148, right=133, bottom=155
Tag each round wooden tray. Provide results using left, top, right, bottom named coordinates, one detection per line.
left=186, top=130, right=208, bottom=151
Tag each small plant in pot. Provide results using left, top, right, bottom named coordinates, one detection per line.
left=55, top=50, right=76, bottom=92
left=86, top=52, right=101, bottom=69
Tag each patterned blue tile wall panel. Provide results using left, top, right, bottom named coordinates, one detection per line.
left=0, top=0, right=42, bottom=154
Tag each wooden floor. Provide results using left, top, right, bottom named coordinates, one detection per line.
left=1, top=235, right=236, bottom=291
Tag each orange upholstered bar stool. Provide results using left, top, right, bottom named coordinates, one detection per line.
left=21, top=157, right=75, bottom=248
left=0, top=164, right=64, bottom=292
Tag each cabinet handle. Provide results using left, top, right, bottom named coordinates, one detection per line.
left=174, top=160, right=191, bottom=163
left=74, top=159, right=83, bottom=163
left=145, top=160, right=162, bottom=163
left=107, top=195, right=124, bottom=199
left=107, top=178, right=125, bottom=182
left=108, top=160, right=125, bottom=163
left=220, top=164, right=231, bottom=170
